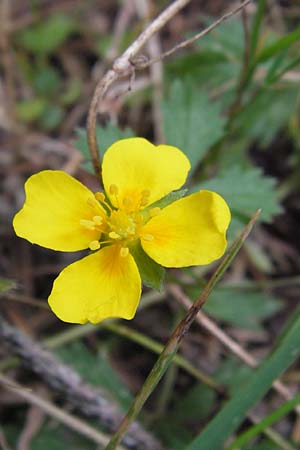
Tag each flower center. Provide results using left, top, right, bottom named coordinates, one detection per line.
left=80, top=188, right=160, bottom=256
left=109, top=184, right=151, bottom=212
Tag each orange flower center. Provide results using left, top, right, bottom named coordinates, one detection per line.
left=80, top=187, right=160, bottom=256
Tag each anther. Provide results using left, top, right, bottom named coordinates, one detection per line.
left=109, top=231, right=121, bottom=239
left=87, top=197, right=99, bottom=208
left=140, top=189, right=151, bottom=206
left=120, top=247, right=129, bottom=257
left=89, top=240, right=101, bottom=251
left=142, top=234, right=154, bottom=241
left=126, top=226, right=136, bottom=235
left=93, top=215, right=103, bottom=225
left=80, top=219, right=95, bottom=230
left=95, top=192, right=105, bottom=202
left=123, top=197, right=132, bottom=207
left=149, top=207, right=161, bottom=217
left=109, top=184, right=119, bottom=195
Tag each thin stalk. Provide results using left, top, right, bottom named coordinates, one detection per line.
left=103, top=322, right=220, bottom=390
left=104, top=210, right=261, bottom=450
left=226, top=395, right=300, bottom=450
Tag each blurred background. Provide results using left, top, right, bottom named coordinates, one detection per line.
left=1, top=1, right=300, bottom=449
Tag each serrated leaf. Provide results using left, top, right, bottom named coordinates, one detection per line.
left=75, top=124, right=134, bottom=173
left=233, top=88, right=298, bottom=146
left=130, top=241, right=165, bottom=291
left=194, top=165, right=282, bottom=226
left=162, top=79, right=225, bottom=172
left=199, top=17, right=244, bottom=59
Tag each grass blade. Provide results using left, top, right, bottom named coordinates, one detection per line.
left=185, top=311, right=300, bottom=450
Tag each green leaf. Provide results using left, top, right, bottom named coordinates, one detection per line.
left=40, top=105, right=64, bottom=130
left=157, top=384, right=216, bottom=450
left=244, top=443, right=281, bottom=450
left=0, top=278, right=15, bottom=293
left=4, top=422, right=96, bottom=450
left=194, top=166, right=282, bottom=229
left=204, top=289, right=282, bottom=331
left=61, top=78, right=82, bottom=105
left=162, top=79, right=225, bottom=172
left=234, top=87, right=299, bottom=146
left=167, top=18, right=244, bottom=90
left=146, top=189, right=187, bottom=210
left=16, top=98, right=47, bottom=122
left=185, top=312, right=300, bottom=450
left=75, top=124, right=134, bottom=174
left=226, top=395, right=300, bottom=450
left=187, top=284, right=282, bottom=330
left=256, top=28, right=300, bottom=64
left=199, top=17, right=244, bottom=59
left=213, top=356, right=253, bottom=395
left=33, top=67, right=61, bottom=96
left=56, top=342, right=132, bottom=410
left=19, top=14, right=75, bottom=55
left=130, top=241, right=165, bottom=291
left=249, top=0, right=267, bottom=63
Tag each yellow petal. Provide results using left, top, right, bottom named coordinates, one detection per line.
left=13, top=170, right=105, bottom=251
left=102, top=138, right=190, bottom=211
left=140, top=190, right=231, bottom=267
left=48, top=245, right=141, bottom=324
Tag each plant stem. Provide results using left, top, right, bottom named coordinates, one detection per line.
left=227, top=396, right=300, bottom=450
left=104, top=210, right=261, bottom=450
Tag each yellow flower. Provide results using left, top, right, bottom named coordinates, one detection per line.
left=13, top=138, right=231, bottom=324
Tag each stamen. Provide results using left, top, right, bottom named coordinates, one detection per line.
left=149, top=207, right=161, bottom=217
left=93, top=215, right=103, bottom=225
left=109, top=184, right=119, bottom=195
left=142, top=234, right=154, bottom=241
left=109, top=231, right=121, bottom=239
left=134, top=213, right=143, bottom=224
left=95, top=192, right=105, bottom=202
left=89, top=240, right=100, bottom=251
left=126, top=227, right=136, bottom=235
left=80, top=219, right=95, bottom=230
left=123, top=197, right=132, bottom=208
left=140, top=189, right=151, bottom=206
left=94, top=192, right=112, bottom=212
left=120, top=247, right=129, bottom=257
left=87, top=197, right=100, bottom=209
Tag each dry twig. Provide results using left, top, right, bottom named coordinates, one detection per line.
left=86, top=0, right=252, bottom=177
left=0, top=373, right=123, bottom=449
left=0, top=317, right=164, bottom=450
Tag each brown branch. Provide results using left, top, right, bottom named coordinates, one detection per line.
left=0, top=373, right=119, bottom=449
left=135, top=0, right=252, bottom=69
left=0, top=317, right=164, bottom=450
left=135, top=0, right=165, bottom=143
left=86, top=0, right=191, bottom=177
left=86, top=0, right=252, bottom=178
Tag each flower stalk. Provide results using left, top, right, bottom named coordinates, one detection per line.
left=105, top=209, right=261, bottom=450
